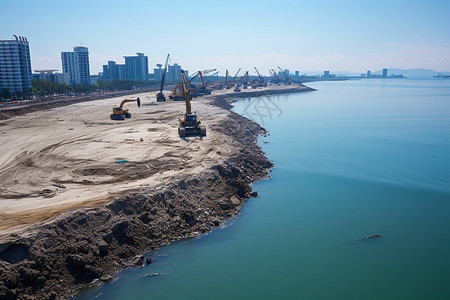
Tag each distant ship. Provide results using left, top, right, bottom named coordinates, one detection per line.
left=434, top=73, right=450, bottom=79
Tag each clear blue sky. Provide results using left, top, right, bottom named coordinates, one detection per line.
left=1, top=0, right=449, bottom=75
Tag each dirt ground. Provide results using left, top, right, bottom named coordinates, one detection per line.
left=0, top=89, right=239, bottom=236
left=0, top=85, right=304, bottom=236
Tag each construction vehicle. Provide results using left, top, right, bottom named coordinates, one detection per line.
left=241, top=71, right=250, bottom=89
left=232, top=68, right=241, bottom=85
left=156, top=54, right=170, bottom=102
left=178, top=70, right=206, bottom=137
left=225, top=69, right=232, bottom=89
left=191, top=69, right=215, bottom=96
left=278, top=66, right=292, bottom=85
left=110, top=98, right=141, bottom=120
left=252, top=67, right=266, bottom=88
left=270, top=69, right=280, bottom=84
left=170, top=72, right=199, bottom=100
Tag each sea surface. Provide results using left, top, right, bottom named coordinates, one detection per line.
left=77, top=78, right=450, bottom=300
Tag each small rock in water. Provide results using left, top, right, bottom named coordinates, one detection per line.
left=362, top=234, right=381, bottom=240
left=143, top=272, right=163, bottom=277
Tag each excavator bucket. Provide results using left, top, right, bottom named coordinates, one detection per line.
left=137, top=97, right=141, bottom=108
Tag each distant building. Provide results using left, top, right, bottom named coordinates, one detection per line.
left=295, top=71, right=299, bottom=76
left=101, top=53, right=148, bottom=82
left=124, top=53, right=148, bottom=82
left=102, top=61, right=124, bottom=80
left=0, top=35, right=32, bottom=93
left=90, top=75, right=100, bottom=85
left=61, top=46, right=90, bottom=85
left=33, top=70, right=69, bottom=85
left=383, top=68, right=388, bottom=77
left=367, top=70, right=371, bottom=77
left=153, top=68, right=163, bottom=81
left=167, top=63, right=182, bottom=82
left=323, top=70, right=330, bottom=78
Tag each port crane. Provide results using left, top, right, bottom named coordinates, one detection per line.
left=253, top=67, right=266, bottom=87
left=233, top=68, right=241, bottom=84
left=270, top=69, right=280, bottom=84
left=156, top=53, right=170, bottom=102
left=177, top=70, right=206, bottom=137
left=278, top=66, right=292, bottom=84
left=225, top=69, right=231, bottom=89
left=241, top=71, right=250, bottom=89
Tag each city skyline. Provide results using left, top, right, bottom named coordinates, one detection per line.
left=1, top=0, right=449, bottom=75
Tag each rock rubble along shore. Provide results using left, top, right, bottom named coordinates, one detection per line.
left=0, top=84, right=314, bottom=299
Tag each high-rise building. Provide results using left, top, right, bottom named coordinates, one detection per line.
left=0, top=35, right=32, bottom=93
left=102, top=53, right=149, bottom=82
left=154, top=67, right=163, bottom=82
left=124, top=53, right=148, bottom=82
left=383, top=68, right=388, bottom=77
left=61, top=46, right=90, bottom=85
left=167, top=63, right=182, bottom=82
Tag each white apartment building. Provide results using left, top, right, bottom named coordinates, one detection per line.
left=0, top=35, right=32, bottom=93
left=61, top=46, right=90, bottom=85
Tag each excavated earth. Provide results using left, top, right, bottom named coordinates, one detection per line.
left=0, top=84, right=314, bottom=299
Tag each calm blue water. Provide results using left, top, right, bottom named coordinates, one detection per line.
left=77, top=79, right=450, bottom=300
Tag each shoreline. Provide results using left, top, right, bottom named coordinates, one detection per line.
left=0, top=84, right=315, bottom=299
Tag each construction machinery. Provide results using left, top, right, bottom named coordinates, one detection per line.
left=232, top=68, right=241, bottom=85
left=241, top=71, right=250, bottom=89
left=252, top=67, right=266, bottom=88
left=170, top=72, right=199, bottom=100
left=191, top=69, right=215, bottom=96
left=156, top=54, right=170, bottom=102
left=225, top=69, right=232, bottom=89
left=178, top=70, right=206, bottom=137
left=110, top=98, right=141, bottom=120
left=278, top=66, right=292, bottom=85
left=270, top=69, right=280, bottom=84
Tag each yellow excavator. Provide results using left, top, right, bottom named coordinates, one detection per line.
left=110, top=98, right=141, bottom=120
left=178, top=70, right=206, bottom=137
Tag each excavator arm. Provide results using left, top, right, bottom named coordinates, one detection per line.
left=181, top=70, right=191, bottom=115
left=119, top=98, right=141, bottom=109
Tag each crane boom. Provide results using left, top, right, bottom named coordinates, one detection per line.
left=254, top=67, right=262, bottom=79
left=160, top=54, right=169, bottom=93
left=233, top=68, right=241, bottom=79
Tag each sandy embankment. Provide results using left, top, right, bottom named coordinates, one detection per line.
left=0, top=84, right=314, bottom=299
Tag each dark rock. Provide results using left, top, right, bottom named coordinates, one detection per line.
left=97, top=241, right=108, bottom=256
left=139, top=213, right=153, bottom=224
left=178, top=180, right=187, bottom=190
left=67, top=254, right=88, bottom=268
left=132, top=255, right=144, bottom=266
left=0, top=243, right=28, bottom=264
left=249, top=191, right=258, bottom=197
left=18, top=267, right=40, bottom=281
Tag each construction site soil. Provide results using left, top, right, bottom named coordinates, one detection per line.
left=0, top=84, right=314, bottom=299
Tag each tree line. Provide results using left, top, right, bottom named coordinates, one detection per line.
left=0, top=79, right=160, bottom=101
